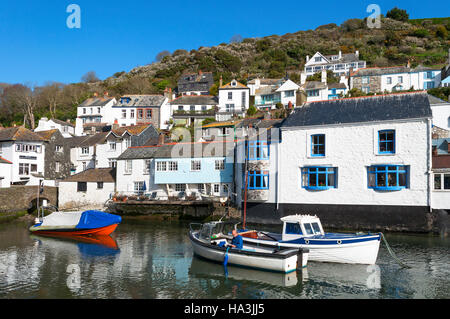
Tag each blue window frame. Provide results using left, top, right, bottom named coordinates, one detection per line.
left=246, top=140, right=269, bottom=160
left=378, top=130, right=395, bottom=154
left=247, top=170, right=269, bottom=190
left=311, top=134, right=325, bottom=157
left=301, top=167, right=336, bottom=190
left=368, top=165, right=408, bottom=191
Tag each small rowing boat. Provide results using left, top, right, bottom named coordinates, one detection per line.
left=189, top=221, right=308, bottom=273
left=29, top=210, right=122, bottom=236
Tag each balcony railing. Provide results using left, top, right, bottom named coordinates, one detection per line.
left=173, top=109, right=215, bottom=116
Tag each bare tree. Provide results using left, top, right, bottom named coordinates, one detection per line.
left=81, top=71, right=100, bottom=83
left=40, top=82, right=65, bottom=118
left=155, top=51, right=171, bottom=62
left=2, top=84, right=39, bottom=129
left=230, top=34, right=243, bottom=43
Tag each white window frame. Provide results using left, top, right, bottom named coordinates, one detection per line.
left=168, top=161, right=178, bottom=171
left=124, top=160, right=133, bottom=174
left=191, top=160, right=201, bottom=171
left=215, top=159, right=225, bottom=170
left=157, top=161, right=167, bottom=171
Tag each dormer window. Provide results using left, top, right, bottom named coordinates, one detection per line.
left=231, top=80, right=237, bottom=87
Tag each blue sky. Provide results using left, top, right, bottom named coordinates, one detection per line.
left=0, top=0, right=448, bottom=85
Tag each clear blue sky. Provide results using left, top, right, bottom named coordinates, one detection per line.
left=0, top=0, right=448, bottom=85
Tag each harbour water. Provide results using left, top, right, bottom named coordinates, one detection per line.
left=0, top=218, right=449, bottom=299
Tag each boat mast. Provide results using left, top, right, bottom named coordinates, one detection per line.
left=243, top=136, right=249, bottom=230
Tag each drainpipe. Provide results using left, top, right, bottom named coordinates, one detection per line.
left=427, top=118, right=432, bottom=213
left=276, top=131, right=281, bottom=211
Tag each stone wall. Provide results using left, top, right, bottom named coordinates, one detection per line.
left=352, top=76, right=381, bottom=93
left=0, top=186, right=58, bottom=213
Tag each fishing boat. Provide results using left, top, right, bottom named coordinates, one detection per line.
left=29, top=210, right=122, bottom=236
left=239, top=214, right=381, bottom=265
left=189, top=221, right=308, bottom=273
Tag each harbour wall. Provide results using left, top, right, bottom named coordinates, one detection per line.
left=0, top=186, right=58, bottom=214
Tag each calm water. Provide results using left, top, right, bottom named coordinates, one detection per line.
left=0, top=218, right=449, bottom=299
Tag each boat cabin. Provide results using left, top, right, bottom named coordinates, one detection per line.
left=281, top=215, right=324, bottom=241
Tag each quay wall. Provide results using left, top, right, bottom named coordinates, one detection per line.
left=0, top=186, right=58, bottom=214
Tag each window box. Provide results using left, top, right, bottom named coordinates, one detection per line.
left=301, top=167, right=336, bottom=190
left=368, top=165, right=408, bottom=191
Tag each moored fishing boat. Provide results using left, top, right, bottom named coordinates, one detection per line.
left=29, top=210, right=122, bottom=236
left=239, top=214, right=381, bottom=265
left=189, top=221, right=308, bottom=273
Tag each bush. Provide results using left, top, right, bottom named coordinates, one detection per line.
left=436, top=25, right=448, bottom=39
left=247, top=105, right=258, bottom=116
left=386, top=7, right=409, bottom=22
left=411, top=29, right=430, bottom=38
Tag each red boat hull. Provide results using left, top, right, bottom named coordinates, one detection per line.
left=32, top=224, right=119, bottom=236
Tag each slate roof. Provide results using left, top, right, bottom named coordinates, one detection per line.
left=433, top=138, right=450, bottom=155
left=178, top=72, right=213, bottom=85
left=35, top=129, right=59, bottom=140
left=61, top=168, right=116, bottom=183
left=428, top=94, right=448, bottom=105
left=115, top=95, right=166, bottom=107
left=282, top=92, right=432, bottom=128
left=110, top=124, right=153, bottom=136
left=219, top=80, right=249, bottom=90
left=302, top=81, right=327, bottom=90
left=118, top=142, right=234, bottom=160
left=328, top=83, right=347, bottom=90
left=352, top=65, right=440, bottom=77
left=248, top=78, right=283, bottom=85
left=50, top=118, right=75, bottom=127
left=77, top=132, right=109, bottom=147
left=79, top=97, right=115, bottom=107
left=169, top=95, right=218, bottom=105
left=0, top=127, right=45, bottom=142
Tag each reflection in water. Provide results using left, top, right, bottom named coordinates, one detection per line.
left=0, top=219, right=449, bottom=299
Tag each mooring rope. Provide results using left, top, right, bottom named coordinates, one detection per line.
left=380, top=232, right=411, bottom=269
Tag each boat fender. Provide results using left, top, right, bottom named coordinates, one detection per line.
left=337, top=240, right=342, bottom=245
left=305, top=239, right=309, bottom=244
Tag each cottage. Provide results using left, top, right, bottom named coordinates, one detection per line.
left=217, top=80, right=250, bottom=121
left=299, top=70, right=348, bottom=102
left=242, top=92, right=433, bottom=231
left=177, top=71, right=214, bottom=96
left=254, top=79, right=300, bottom=110
left=304, top=50, right=366, bottom=77
left=35, top=117, right=75, bottom=137
left=0, top=127, right=46, bottom=186
left=429, top=95, right=450, bottom=131
left=170, top=95, right=218, bottom=127
left=58, top=168, right=116, bottom=210
left=74, top=95, right=117, bottom=136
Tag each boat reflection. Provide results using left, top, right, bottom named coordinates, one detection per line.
left=30, top=233, right=120, bottom=257
left=189, top=256, right=308, bottom=287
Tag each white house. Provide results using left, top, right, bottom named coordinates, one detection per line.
left=299, top=70, right=348, bottom=102
left=0, top=127, right=46, bottom=186
left=304, top=50, right=366, bottom=77
left=247, top=78, right=283, bottom=96
left=241, top=92, right=434, bottom=230
left=74, top=95, right=117, bottom=136
left=432, top=139, right=450, bottom=210
left=0, top=156, right=12, bottom=188
left=170, top=95, right=218, bottom=127
left=254, top=79, right=300, bottom=110
left=35, top=117, right=75, bottom=137
left=58, top=168, right=116, bottom=210
left=350, top=66, right=442, bottom=94
left=217, top=80, right=250, bottom=121
left=429, top=95, right=450, bottom=131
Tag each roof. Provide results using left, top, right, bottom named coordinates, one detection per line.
left=110, top=124, right=153, bottom=137
left=0, top=156, right=12, bottom=164
left=115, top=95, right=166, bottom=107
left=302, top=81, right=327, bottom=90
left=61, top=168, right=116, bottom=183
left=255, top=86, right=276, bottom=95
left=169, top=95, right=218, bottom=105
left=178, top=72, right=213, bottom=85
left=118, top=141, right=234, bottom=160
left=433, top=138, right=450, bottom=155
left=352, top=65, right=440, bottom=77
left=280, top=214, right=321, bottom=224
left=327, top=82, right=347, bottom=90
left=282, top=92, right=432, bottom=128
left=248, top=78, right=283, bottom=85
left=35, top=129, right=59, bottom=140
left=219, top=80, right=248, bottom=90
left=428, top=94, right=448, bottom=105
left=433, top=155, right=450, bottom=169
left=0, top=127, right=45, bottom=142
left=201, top=120, right=240, bottom=128
left=50, top=118, right=74, bottom=127
left=77, top=132, right=109, bottom=147
left=79, top=97, right=115, bottom=108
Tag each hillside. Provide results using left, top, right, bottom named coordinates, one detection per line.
left=0, top=14, right=449, bottom=128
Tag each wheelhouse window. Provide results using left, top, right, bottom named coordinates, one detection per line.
left=311, top=134, right=325, bottom=157
left=378, top=130, right=395, bottom=154
left=247, top=140, right=269, bottom=160
left=247, top=170, right=269, bottom=190
left=301, top=167, right=336, bottom=190
left=285, top=222, right=302, bottom=235
left=368, top=165, right=408, bottom=190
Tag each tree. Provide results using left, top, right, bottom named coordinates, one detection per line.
left=40, top=82, right=65, bottom=118
left=386, top=7, right=409, bottom=22
left=230, top=34, right=243, bottom=44
left=155, top=50, right=171, bottom=62
left=2, top=84, right=39, bottom=129
left=247, top=105, right=258, bottom=116
left=81, top=71, right=100, bottom=83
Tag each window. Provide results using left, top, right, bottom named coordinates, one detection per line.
left=122, top=110, right=127, bottom=119
left=241, top=92, right=246, bottom=106
left=424, top=71, right=434, bottom=79
left=378, top=130, right=395, bottom=154
left=311, top=134, right=325, bottom=157
left=247, top=141, right=269, bottom=160
left=125, top=138, right=131, bottom=149
left=143, top=159, right=151, bottom=174
left=109, top=159, right=117, bottom=168
left=314, top=57, right=321, bottom=62
left=304, top=223, right=314, bottom=235
left=157, top=161, right=167, bottom=171
left=125, top=160, right=133, bottom=174
left=215, top=159, right=225, bottom=170
left=285, top=222, right=302, bottom=235
left=55, top=162, right=60, bottom=173
left=198, top=184, right=204, bottom=193
left=82, top=162, right=87, bottom=171
left=248, top=171, right=269, bottom=190
left=284, top=90, right=294, bottom=97
left=146, top=109, right=152, bottom=119
left=362, top=77, right=370, bottom=84
left=77, top=182, right=87, bottom=192
left=81, top=147, right=89, bottom=155
left=175, top=184, right=186, bottom=192
left=225, top=104, right=234, bottom=112
left=191, top=160, right=201, bottom=171
left=55, top=145, right=63, bottom=152
left=220, top=127, right=231, bottom=136
left=168, top=161, right=178, bottom=171
left=83, top=108, right=86, bottom=114
left=201, top=105, right=207, bottom=111
left=213, top=184, right=220, bottom=193
left=307, top=89, right=319, bottom=97
left=30, top=164, right=37, bottom=172
left=387, top=77, right=392, bottom=84
left=109, top=142, right=116, bottom=151
left=190, top=105, right=195, bottom=111
left=19, top=163, right=29, bottom=175
left=134, top=181, right=144, bottom=194
left=425, top=82, right=435, bottom=89
left=223, top=184, right=229, bottom=193
left=97, top=182, right=103, bottom=189
left=362, top=86, right=370, bottom=94
left=228, top=92, right=233, bottom=100
left=398, top=76, right=403, bottom=83
left=368, top=165, right=408, bottom=190
left=434, top=173, right=450, bottom=190
left=130, top=110, right=135, bottom=119
left=301, top=167, right=336, bottom=190
left=97, top=107, right=101, bottom=114
left=138, top=109, right=143, bottom=119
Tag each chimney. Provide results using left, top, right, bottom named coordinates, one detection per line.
left=219, top=75, right=223, bottom=87
left=158, top=133, right=165, bottom=145
left=94, top=92, right=98, bottom=97
left=338, top=50, right=342, bottom=59
left=306, top=55, right=309, bottom=63
left=355, top=50, right=359, bottom=58
left=407, top=60, right=411, bottom=68
left=112, top=119, right=119, bottom=131
left=321, top=70, right=327, bottom=84
left=199, top=70, right=203, bottom=75
left=300, top=72, right=307, bottom=85
left=104, top=91, right=109, bottom=97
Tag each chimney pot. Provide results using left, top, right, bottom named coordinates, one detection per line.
left=158, top=133, right=165, bottom=145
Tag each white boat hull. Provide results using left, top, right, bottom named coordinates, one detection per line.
left=190, top=232, right=307, bottom=273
